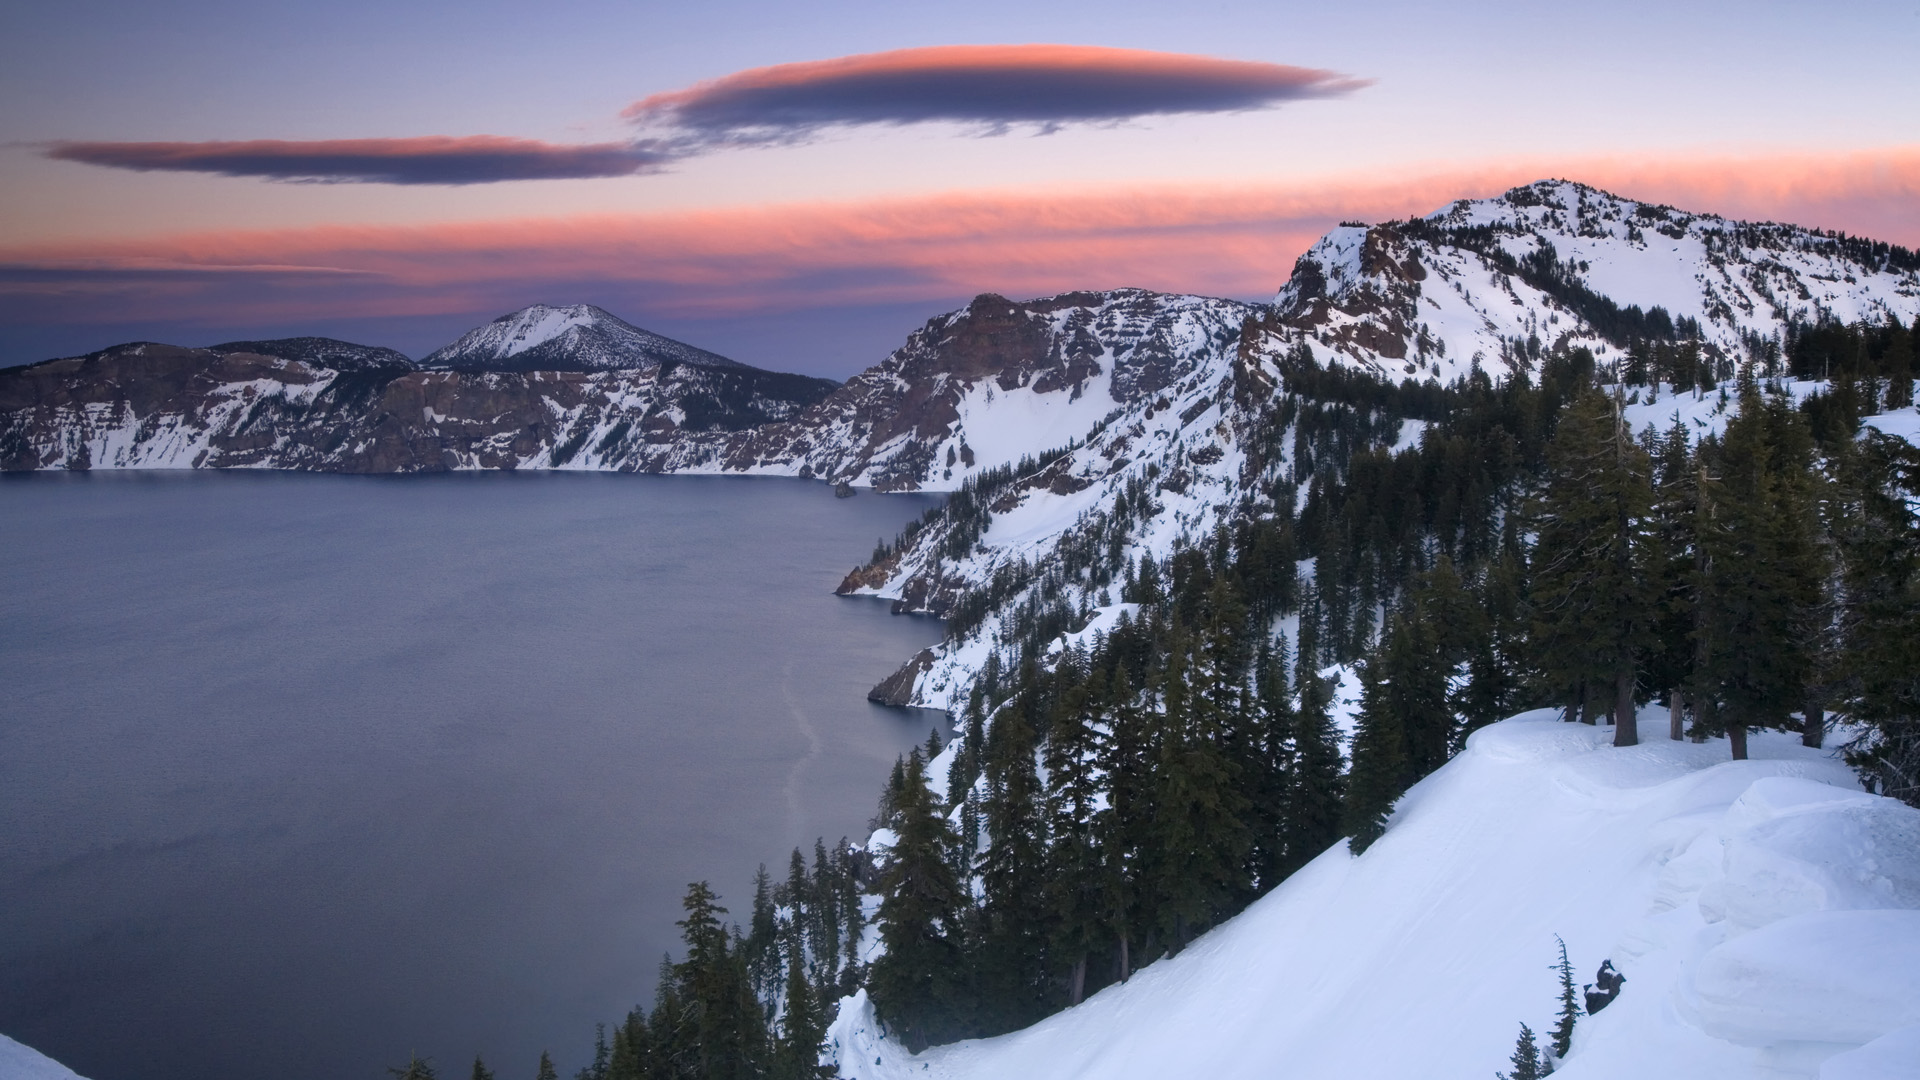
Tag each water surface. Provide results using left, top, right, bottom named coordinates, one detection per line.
left=0, top=471, right=944, bottom=1080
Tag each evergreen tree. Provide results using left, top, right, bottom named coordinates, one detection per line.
left=1043, top=668, right=1109, bottom=1005
left=1641, top=420, right=1698, bottom=739
left=1693, top=381, right=1827, bottom=758
left=668, top=882, right=768, bottom=1080
left=975, top=691, right=1053, bottom=1029
left=772, top=945, right=830, bottom=1080
left=745, top=864, right=780, bottom=1010
left=1549, top=935, right=1580, bottom=1061
left=1095, top=668, right=1151, bottom=982
left=605, top=1009, right=650, bottom=1080
left=1832, top=431, right=1920, bottom=804
left=868, top=752, right=969, bottom=1051
left=388, top=1056, right=439, bottom=1080
left=1343, top=649, right=1410, bottom=854
left=1142, top=632, right=1250, bottom=951
left=1246, top=640, right=1297, bottom=889
left=1529, top=387, right=1653, bottom=746
left=1496, top=1023, right=1544, bottom=1080
left=534, top=1052, right=557, bottom=1080
left=576, top=1025, right=609, bottom=1080
left=471, top=1056, right=495, bottom=1080
left=1284, top=665, right=1348, bottom=873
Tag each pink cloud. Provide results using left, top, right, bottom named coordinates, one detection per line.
left=5, top=147, right=1917, bottom=330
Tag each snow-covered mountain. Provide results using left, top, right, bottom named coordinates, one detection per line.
left=830, top=715, right=1920, bottom=1080
left=1272, top=179, right=1919, bottom=384
left=0, top=340, right=837, bottom=472
left=420, top=303, right=742, bottom=373
left=833, top=182, right=1920, bottom=710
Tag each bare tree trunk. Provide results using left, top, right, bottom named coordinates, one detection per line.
left=1070, top=955, right=1086, bottom=1006
left=1613, top=668, right=1638, bottom=747
left=1118, top=934, right=1130, bottom=983
left=1669, top=692, right=1684, bottom=741
left=1729, top=723, right=1748, bottom=760
left=1578, top=680, right=1596, bottom=724
left=1803, top=702, right=1825, bottom=749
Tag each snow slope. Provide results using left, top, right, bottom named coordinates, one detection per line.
left=0, top=1035, right=89, bottom=1080
left=827, top=716, right=1920, bottom=1080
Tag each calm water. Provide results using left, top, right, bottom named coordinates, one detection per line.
left=0, top=472, right=945, bottom=1080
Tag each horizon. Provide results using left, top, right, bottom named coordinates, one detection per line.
left=4, top=1, right=1918, bottom=375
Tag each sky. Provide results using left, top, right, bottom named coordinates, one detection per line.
left=2, top=0, right=1917, bottom=376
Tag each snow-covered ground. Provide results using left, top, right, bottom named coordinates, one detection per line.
left=0, top=1035, right=89, bottom=1080
left=827, top=714, right=1920, bottom=1080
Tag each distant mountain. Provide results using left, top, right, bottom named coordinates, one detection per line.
left=421, top=304, right=742, bottom=373
left=0, top=338, right=837, bottom=472
left=208, top=336, right=415, bottom=372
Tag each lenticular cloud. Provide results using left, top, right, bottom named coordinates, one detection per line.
left=626, top=45, right=1368, bottom=139
left=45, top=136, right=673, bottom=185
left=45, top=46, right=1367, bottom=185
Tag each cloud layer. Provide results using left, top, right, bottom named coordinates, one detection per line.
left=623, top=45, right=1366, bottom=137
left=45, top=46, right=1365, bottom=185
left=6, top=147, right=1916, bottom=366
left=45, top=136, right=672, bottom=185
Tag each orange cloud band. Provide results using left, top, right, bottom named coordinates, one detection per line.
left=4, top=147, right=1916, bottom=329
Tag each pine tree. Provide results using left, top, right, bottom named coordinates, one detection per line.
left=1549, top=935, right=1580, bottom=1061
left=1095, top=668, right=1150, bottom=982
left=1246, top=640, right=1297, bottom=889
left=1285, top=665, right=1348, bottom=872
left=578, top=1025, right=609, bottom=1080
left=388, top=1056, right=439, bottom=1080
left=975, top=690, right=1053, bottom=1029
left=1496, top=1023, right=1544, bottom=1080
left=1343, top=648, right=1410, bottom=854
left=773, top=944, right=830, bottom=1079
left=1832, top=431, right=1920, bottom=803
left=1043, top=668, right=1109, bottom=1006
left=534, top=1052, right=557, bottom=1080
left=470, top=1056, right=495, bottom=1080
left=669, top=882, right=768, bottom=1079
left=868, top=751, right=969, bottom=1052
left=1142, top=631, right=1250, bottom=952
left=605, top=1008, right=650, bottom=1080
left=1529, top=387, right=1653, bottom=746
left=745, top=864, right=780, bottom=1009
left=1692, top=380, right=1827, bottom=758
left=1641, top=420, right=1697, bottom=740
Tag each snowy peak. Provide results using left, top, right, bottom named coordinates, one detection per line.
left=421, top=303, right=743, bottom=373
left=1267, top=180, right=1920, bottom=384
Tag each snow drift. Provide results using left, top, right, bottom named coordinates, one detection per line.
left=828, top=715, right=1920, bottom=1080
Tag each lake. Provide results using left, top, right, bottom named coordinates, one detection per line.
left=0, top=471, right=946, bottom=1080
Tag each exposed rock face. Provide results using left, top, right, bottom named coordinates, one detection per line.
left=868, top=649, right=937, bottom=707
left=718, top=289, right=1253, bottom=491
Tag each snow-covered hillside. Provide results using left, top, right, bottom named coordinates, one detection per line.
left=829, top=716, right=1920, bottom=1080
left=421, top=303, right=742, bottom=373
left=843, top=183, right=1920, bottom=711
